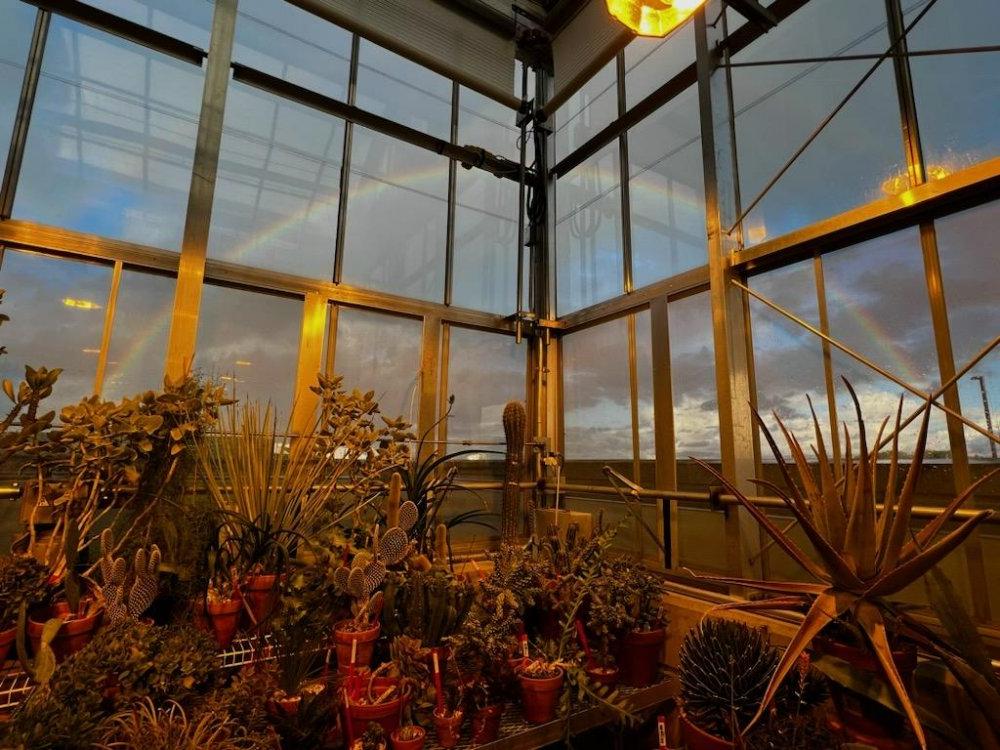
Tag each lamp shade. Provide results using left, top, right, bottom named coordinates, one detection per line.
left=605, top=0, right=707, bottom=37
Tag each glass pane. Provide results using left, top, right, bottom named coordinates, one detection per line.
left=905, top=0, right=1000, bottom=173
left=445, top=327, right=525, bottom=455
left=730, top=0, right=904, bottom=243
left=103, top=269, right=174, bottom=399
left=0, top=250, right=110, bottom=408
left=78, top=0, right=212, bottom=49
left=333, top=307, right=422, bottom=423
left=554, top=58, right=617, bottom=161
left=15, top=18, right=203, bottom=250
left=234, top=0, right=352, bottom=101
left=822, top=228, right=948, bottom=459
left=342, top=127, right=448, bottom=301
left=196, top=285, right=301, bottom=426
left=555, top=143, right=624, bottom=315
left=624, top=23, right=694, bottom=109
left=355, top=40, right=451, bottom=139
left=209, top=80, right=344, bottom=279
left=935, top=200, right=1000, bottom=464
left=0, top=3, right=37, bottom=183
left=457, top=86, right=520, bottom=162
left=563, top=317, right=632, bottom=475
left=627, top=85, right=705, bottom=289
left=670, top=292, right=719, bottom=476
left=452, top=168, right=518, bottom=315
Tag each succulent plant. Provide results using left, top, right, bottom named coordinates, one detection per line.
left=0, top=554, right=51, bottom=627
left=688, top=381, right=998, bottom=749
left=501, top=400, right=528, bottom=544
left=99, top=528, right=160, bottom=625
left=382, top=568, right=474, bottom=648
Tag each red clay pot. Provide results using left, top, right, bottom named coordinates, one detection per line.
left=433, top=707, right=464, bottom=748
left=334, top=620, right=381, bottom=673
left=0, top=626, right=15, bottom=663
left=470, top=703, right=504, bottom=745
left=243, top=573, right=283, bottom=627
left=618, top=627, right=665, bottom=687
left=680, top=709, right=734, bottom=750
left=28, top=600, right=103, bottom=661
left=390, top=726, right=427, bottom=750
left=586, top=664, right=620, bottom=690
left=206, top=595, right=242, bottom=648
left=814, top=637, right=917, bottom=750
left=343, top=676, right=404, bottom=743
left=518, top=666, right=564, bottom=725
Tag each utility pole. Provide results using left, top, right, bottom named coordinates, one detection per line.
left=971, top=375, right=998, bottom=461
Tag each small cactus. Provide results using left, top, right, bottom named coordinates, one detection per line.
left=99, top=529, right=160, bottom=625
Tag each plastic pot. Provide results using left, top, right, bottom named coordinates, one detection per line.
left=334, top=620, right=381, bottom=673
left=0, top=626, right=15, bottom=663
left=470, top=703, right=504, bottom=745
left=343, top=676, right=404, bottom=743
left=814, top=637, right=917, bottom=750
left=28, top=600, right=103, bottom=661
left=680, top=709, right=733, bottom=750
left=585, top=664, right=620, bottom=690
left=390, top=726, right=426, bottom=750
left=518, top=666, right=564, bottom=725
left=243, top=572, right=283, bottom=627
left=433, top=707, right=464, bottom=748
left=206, top=595, right=242, bottom=649
left=618, top=627, right=665, bottom=687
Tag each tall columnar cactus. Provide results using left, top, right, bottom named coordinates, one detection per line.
left=501, top=400, right=527, bottom=544
left=99, top=528, right=160, bottom=625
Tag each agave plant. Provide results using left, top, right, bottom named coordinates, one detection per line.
left=688, top=381, right=998, bottom=749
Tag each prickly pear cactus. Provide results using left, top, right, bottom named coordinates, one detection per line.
left=99, top=528, right=160, bottom=625
left=501, top=401, right=527, bottom=544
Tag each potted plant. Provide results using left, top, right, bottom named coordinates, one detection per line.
left=343, top=663, right=407, bottom=744
left=0, top=554, right=50, bottom=661
left=687, top=383, right=998, bottom=750
left=390, top=724, right=426, bottom=750
left=351, top=721, right=389, bottom=750
left=678, top=617, right=827, bottom=750
left=614, top=560, right=668, bottom=688
left=517, top=657, right=565, bottom=725
left=431, top=686, right=464, bottom=748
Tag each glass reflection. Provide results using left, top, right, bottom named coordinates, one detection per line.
left=554, top=59, right=617, bottom=161
left=457, top=86, right=521, bottom=163
left=0, top=3, right=36, bottom=183
left=624, top=22, right=694, bottom=108
left=78, top=0, right=212, bottom=49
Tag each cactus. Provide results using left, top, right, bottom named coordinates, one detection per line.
left=99, top=529, right=160, bottom=625
left=432, top=523, right=448, bottom=569
left=382, top=569, right=474, bottom=648
left=501, top=400, right=527, bottom=544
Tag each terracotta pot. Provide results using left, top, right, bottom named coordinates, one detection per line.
left=518, top=666, right=564, bottom=725
left=206, top=595, right=242, bottom=649
left=0, top=626, right=15, bottom=664
left=618, top=627, right=665, bottom=687
left=343, top=676, right=404, bottom=743
left=390, top=726, right=426, bottom=750
left=334, top=620, right=381, bottom=673
left=680, top=709, right=734, bottom=750
left=470, top=703, right=504, bottom=745
left=191, top=598, right=212, bottom=634
left=814, top=637, right=917, bottom=750
left=28, top=600, right=103, bottom=661
left=585, top=664, right=620, bottom=690
left=433, top=707, right=464, bottom=748
left=243, top=573, right=283, bottom=627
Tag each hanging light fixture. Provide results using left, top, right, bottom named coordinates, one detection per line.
left=605, top=0, right=708, bottom=37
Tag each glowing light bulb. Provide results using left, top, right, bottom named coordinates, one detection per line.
left=606, top=0, right=707, bottom=37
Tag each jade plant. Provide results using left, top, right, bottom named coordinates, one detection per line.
left=688, top=382, right=998, bottom=749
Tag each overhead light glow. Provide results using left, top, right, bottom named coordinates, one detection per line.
left=606, top=0, right=707, bottom=37
left=81, top=348, right=100, bottom=354
left=880, top=163, right=950, bottom=197
left=62, top=297, right=101, bottom=310
left=234, top=360, right=253, bottom=367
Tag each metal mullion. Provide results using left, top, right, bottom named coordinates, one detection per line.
left=325, top=303, right=339, bottom=376
left=444, top=82, right=458, bottom=306
left=289, top=291, right=328, bottom=434
left=616, top=52, right=633, bottom=295
left=884, top=0, right=926, bottom=184
left=24, top=0, right=204, bottom=65
left=626, top=313, right=641, bottom=483
left=164, top=0, right=237, bottom=380
left=93, top=259, right=123, bottom=396
left=0, top=8, right=49, bottom=221
left=434, top=321, right=450, bottom=450
left=333, top=33, right=360, bottom=284
left=649, top=296, right=675, bottom=569
left=813, top=254, right=843, bottom=476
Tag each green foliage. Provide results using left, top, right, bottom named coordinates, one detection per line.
left=478, top=545, right=543, bottom=620
left=0, top=555, right=50, bottom=627
left=355, top=721, right=388, bottom=750
left=382, top=569, right=474, bottom=647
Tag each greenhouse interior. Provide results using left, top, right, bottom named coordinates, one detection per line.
left=0, top=0, right=996, bottom=747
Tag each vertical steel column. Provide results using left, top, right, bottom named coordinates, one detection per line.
left=325, top=303, right=339, bottom=375
left=164, top=0, right=237, bottom=379
left=436, top=323, right=451, bottom=447
left=0, top=8, right=49, bottom=221
left=649, top=296, right=676, bottom=569
left=813, top=255, right=843, bottom=476
left=93, top=260, right=123, bottom=396
left=444, top=82, right=459, bottom=306
left=418, top=315, right=443, bottom=459
left=616, top=52, right=634, bottom=295
left=696, top=4, right=760, bottom=580
left=885, top=0, right=989, bottom=618
left=289, top=291, right=328, bottom=434
left=333, top=33, right=360, bottom=284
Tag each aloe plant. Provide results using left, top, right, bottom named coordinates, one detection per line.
left=688, top=380, right=998, bottom=749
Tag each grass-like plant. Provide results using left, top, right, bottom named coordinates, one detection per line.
left=688, top=381, right=998, bottom=749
